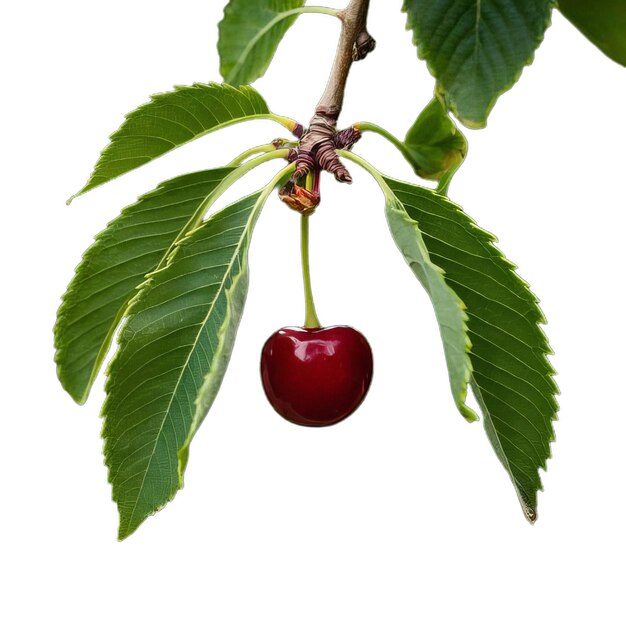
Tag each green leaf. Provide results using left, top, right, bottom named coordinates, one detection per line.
left=403, top=97, right=467, bottom=181
left=55, top=168, right=235, bottom=405
left=102, top=188, right=271, bottom=540
left=558, top=0, right=626, bottom=66
left=384, top=177, right=557, bottom=522
left=402, top=0, right=554, bottom=127
left=70, top=83, right=271, bottom=200
left=384, top=186, right=477, bottom=424
left=218, top=0, right=306, bottom=86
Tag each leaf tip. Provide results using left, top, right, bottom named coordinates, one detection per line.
left=524, top=505, right=538, bottom=525
left=70, top=388, right=89, bottom=406
left=116, top=517, right=140, bottom=542
left=516, top=482, right=539, bottom=525
left=60, top=382, right=88, bottom=405
left=53, top=347, right=90, bottom=405
left=178, top=446, right=190, bottom=482
left=460, top=402, right=480, bottom=423
left=456, top=113, right=487, bottom=131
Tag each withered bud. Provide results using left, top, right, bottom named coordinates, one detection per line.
left=279, top=181, right=321, bottom=216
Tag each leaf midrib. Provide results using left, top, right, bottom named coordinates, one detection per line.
left=76, top=113, right=274, bottom=198
left=473, top=0, right=482, bottom=72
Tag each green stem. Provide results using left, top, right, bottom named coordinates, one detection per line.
left=156, top=149, right=290, bottom=271
left=435, top=167, right=458, bottom=197
left=298, top=6, right=341, bottom=17
left=255, top=163, right=297, bottom=220
left=354, top=121, right=416, bottom=167
left=228, top=141, right=297, bottom=167
left=301, top=213, right=321, bottom=329
left=228, top=143, right=278, bottom=167
left=355, top=122, right=460, bottom=197
left=267, top=113, right=302, bottom=134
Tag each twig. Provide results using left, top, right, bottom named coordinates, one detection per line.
left=317, top=0, right=374, bottom=119
left=281, top=0, right=375, bottom=210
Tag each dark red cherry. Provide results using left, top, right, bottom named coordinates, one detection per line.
left=260, top=325, right=373, bottom=427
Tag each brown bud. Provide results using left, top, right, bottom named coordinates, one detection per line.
left=279, top=181, right=321, bottom=216
left=353, top=31, right=376, bottom=61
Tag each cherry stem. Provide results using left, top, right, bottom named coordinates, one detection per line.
left=301, top=172, right=321, bottom=329
left=301, top=215, right=321, bottom=328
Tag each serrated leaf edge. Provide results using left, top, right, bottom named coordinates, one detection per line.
left=385, top=196, right=477, bottom=422
left=385, top=175, right=560, bottom=521
left=219, top=4, right=305, bottom=85
left=69, top=83, right=272, bottom=202
left=401, top=2, right=555, bottom=128
left=337, top=150, right=476, bottom=422
left=102, top=165, right=293, bottom=540
left=101, top=196, right=258, bottom=540
left=55, top=168, right=238, bottom=404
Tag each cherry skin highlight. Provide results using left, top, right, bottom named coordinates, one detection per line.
left=260, top=325, right=373, bottom=427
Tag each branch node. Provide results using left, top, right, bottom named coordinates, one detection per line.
left=278, top=0, right=371, bottom=209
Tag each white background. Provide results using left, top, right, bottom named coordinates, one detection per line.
left=2, top=1, right=626, bottom=624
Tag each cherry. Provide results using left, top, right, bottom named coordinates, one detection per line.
left=260, top=325, right=373, bottom=427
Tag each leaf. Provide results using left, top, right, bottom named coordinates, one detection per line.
left=385, top=186, right=477, bottom=424
left=402, top=0, right=554, bottom=128
left=384, top=177, right=558, bottom=521
left=403, top=97, right=467, bottom=181
left=219, top=0, right=305, bottom=86
left=71, top=83, right=270, bottom=200
left=54, top=168, right=235, bottom=404
left=558, top=0, right=626, bottom=66
left=102, top=190, right=268, bottom=540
